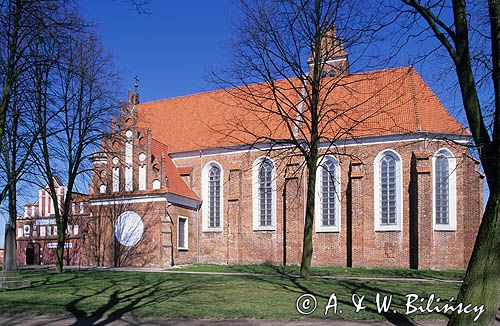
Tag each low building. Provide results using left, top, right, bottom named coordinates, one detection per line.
left=16, top=177, right=91, bottom=266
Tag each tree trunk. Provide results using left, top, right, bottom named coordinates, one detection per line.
left=2, top=225, right=17, bottom=272
left=448, top=189, right=500, bottom=325
left=300, top=158, right=318, bottom=278
left=55, top=220, right=66, bottom=273
left=0, top=0, right=22, bottom=146
left=3, top=181, right=18, bottom=272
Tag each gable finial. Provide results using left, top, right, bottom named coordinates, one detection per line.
left=134, top=75, right=139, bottom=94
left=130, top=76, right=140, bottom=106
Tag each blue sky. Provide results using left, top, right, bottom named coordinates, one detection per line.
left=80, top=0, right=241, bottom=103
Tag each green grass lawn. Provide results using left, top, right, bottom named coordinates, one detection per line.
left=174, top=263, right=465, bottom=281
left=0, top=269, right=462, bottom=323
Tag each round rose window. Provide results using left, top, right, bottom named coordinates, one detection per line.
left=114, top=211, right=144, bottom=247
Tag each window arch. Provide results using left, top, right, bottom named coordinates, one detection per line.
left=433, top=148, right=457, bottom=231
left=252, top=157, right=276, bottom=230
left=112, top=157, right=119, bottom=193
left=125, top=138, right=133, bottom=191
left=202, top=161, right=224, bottom=231
left=374, top=150, right=403, bottom=231
left=99, top=184, right=107, bottom=194
left=315, top=156, right=341, bottom=232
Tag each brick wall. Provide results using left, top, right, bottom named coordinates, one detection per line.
left=16, top=216, right=91, bottom=266
left=85, top=201, right=167, bottom=267
left=170, top=138, right=482, bottom=269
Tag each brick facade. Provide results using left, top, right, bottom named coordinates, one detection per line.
left=169, top=139, right=482, bottom=269
left=16, top=179, right=91, bottom=266
left=82, top=88, right=482, bottom=269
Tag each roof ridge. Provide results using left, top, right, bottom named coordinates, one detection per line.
left=138, top=88, right=224, bottom=106
left=346, top=65, right=413, bottom=77
left=137, top=66, right=414, bottom=107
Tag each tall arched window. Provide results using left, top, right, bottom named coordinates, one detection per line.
left=435, top=155, right=449, bottom=224
left=208, top=166, right=221, bottom=228
left=125, top=131, right=133, bottom=191
left=202, top=161, right=224, bottom=231
left=315, top=156, right=341, bottom=232
left=112, top=157, right=119, bottom=193
left=380, top=154, right=397, bottom=225
left=252, top=157, right=276, bottom=230
left=374, top=150, right=402, bottom=231
left=259, top=160, right=273, bottom=227
left=433, top=148, right=457, bottom=230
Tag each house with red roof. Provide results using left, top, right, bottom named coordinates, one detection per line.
left=84, top=26, right=483, bottom=269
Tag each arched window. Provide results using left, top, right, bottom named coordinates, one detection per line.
left=435, top=155, right=449, bottom=224
left=380, top=154, right=397, bottom=225
left=138, top=152, right=147, bottom=191
left=125, top=139, right=133, bottom=191
left=259, top=161, right=273, bottom=227
left=252, top=157, right=276, bottom=230
left=433, top=148, right=457, bottom=230
left=374, top=150, right=402, bottom=231
left=112, top=157, right=119, bottom=193
left=99, top=184, right=107, bottom=194
left=315, top=156, right=341, bottom=232
left=208, top=166, right=221, bottom=228
left=202, top=161, right=224, bottom=231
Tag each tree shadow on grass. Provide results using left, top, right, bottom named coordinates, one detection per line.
left=247, top=264, right=432, bottom=326
left=29, top=271, right=80, bottom=288
left=65, top=273, right=193, bottom=325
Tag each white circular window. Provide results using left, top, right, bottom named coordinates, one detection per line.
left=114, top=211, right=144, bottom=247
left=126, top=130, right=133, bottom=139
left=139, top=153, right=146, bottom=162
left=112, top=157, right=119, bottom=165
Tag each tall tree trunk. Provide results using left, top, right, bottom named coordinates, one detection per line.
left=448, top=189, right=500, bottom=325
left=1, top=0, right=22, bottom=273
left=2, top=226, right=17, bottom=272
left=0, top=0, right=21, bottom=147
left=448, top=1, right=500, bottom=324
left=3, top=182, right=18, bottom=271
left=55, top=219, right=66, bottom=273
left=300, top=156, right=318, bottom=278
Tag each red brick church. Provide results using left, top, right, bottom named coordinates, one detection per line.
left=77, top=26, right=483, bottom=269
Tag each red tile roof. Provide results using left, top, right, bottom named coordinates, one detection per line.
left=177, top=166, right=193, bottom=175
left=137, top=67, right=468, bottom=153
left=149, top=139, right=199, bottom=201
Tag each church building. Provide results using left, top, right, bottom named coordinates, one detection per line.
left=84, top=26, right=483, bottom=270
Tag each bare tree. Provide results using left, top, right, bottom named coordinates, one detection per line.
left=213, top=0, right=393, bottom=278
left=33, top=27, right=118, bottom=273
left=0, top=0, right=82, bottom=272
left=397, top=1, right=500, bottom=324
